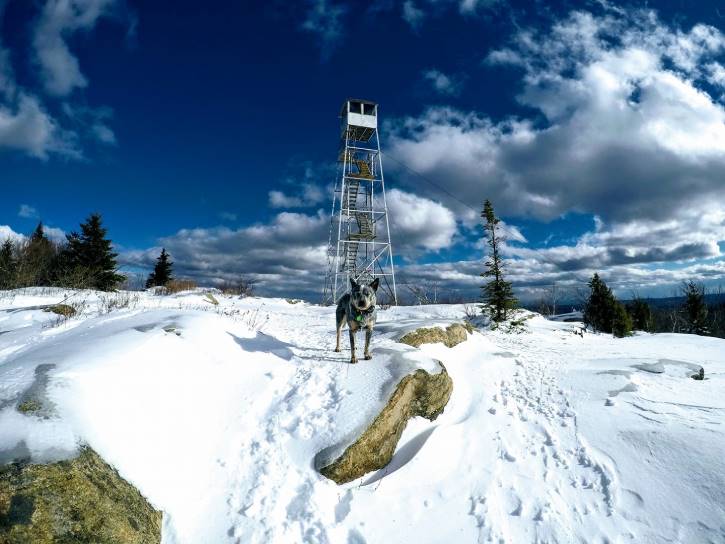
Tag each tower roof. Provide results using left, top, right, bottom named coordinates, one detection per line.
left=340, top=98, right=377, bottom=117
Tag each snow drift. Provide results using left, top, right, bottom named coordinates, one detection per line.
left=0, top=288, right=723, bottom=543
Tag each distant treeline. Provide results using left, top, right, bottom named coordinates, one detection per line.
left=531, top=277, right=725, bottom=339
left=0, top=213, right=124, bottom=292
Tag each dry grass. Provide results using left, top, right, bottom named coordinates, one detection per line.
left=44, top=304, right=76, bottom=318
left=165, top=279, right=197, bottom=294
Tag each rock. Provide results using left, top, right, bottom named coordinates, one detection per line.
left=399, top=323, right=471, bottom=348
left=633, top=362, right=665, bottom=374
left=0, top=446, right=162, bottom=543
left=691, top=367, right=705, bottom=380
left=319, top=362, right=453, bottom=484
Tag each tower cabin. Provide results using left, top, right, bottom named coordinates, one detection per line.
left=341, top=99, right=377, bottom=142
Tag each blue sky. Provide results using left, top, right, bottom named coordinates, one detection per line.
left=2, top=0, right=725, bottom=301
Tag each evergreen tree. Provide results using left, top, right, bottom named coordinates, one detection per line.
left=0, top=239, right=17, bottom=289
left=612, top=301, right=633, bottom=338
left=17, top=222, right=56, bottom=286
left=64, top=213, right=125, bottom=291
left=480, top=199, right=517, bottom=322
left=681, top=280, right=709, bottom=335
left=145, top=248, right=173, bottom=288
left=626, top=297, right=653, bottom=332
left=583, top=273, right=617, bottom=333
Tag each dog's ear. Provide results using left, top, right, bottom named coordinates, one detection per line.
left=350, top=277, right=358, bottom=290
left=370, top=277, right=380, bottom=291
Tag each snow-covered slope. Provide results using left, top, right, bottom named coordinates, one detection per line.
left=1, top=288, right=723, bottom=543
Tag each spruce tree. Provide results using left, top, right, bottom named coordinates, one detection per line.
left=681, top=280, right=709, bottom=335
left=626, top=297, right=652, bottom=332
left=64, top=213, right=125, bottom=291
left=0, top=239, right=17, bottom=289
left=612, top=301, right=633, bottom=338
left=145, top=248, right=173, bottom=288
left=18, top=222, right=56, bottom=286
left=480, top=199, right=517, bottom=322
left=583, top=273, right=617, bottom=333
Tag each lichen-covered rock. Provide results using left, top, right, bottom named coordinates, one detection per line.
left=0, top=447, right=162, bottom=544
left=399, top=323, right=471, bottom=348
left=319, top=363, right=453, bottom=484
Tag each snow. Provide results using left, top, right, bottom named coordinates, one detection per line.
left=1, top=288, right=724, bottom=543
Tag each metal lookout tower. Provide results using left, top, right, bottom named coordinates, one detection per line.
left=323, top=99, right=397, bottom=305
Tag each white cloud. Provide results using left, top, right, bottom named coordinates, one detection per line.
left=402, top=1, right=424, bottom=30
left=0, top=95, right=74, bottom=158
left=33, top=0, right=118, bottom=97
left=0, top=224, right=65, bottom=245
left=385, top=189, right=457, bottom=252
left=0, top=1, right=126, bottom=158
left=0, top=225, right=25, bottom=244
left=301, top=0, right=347, bottom=60
left=387, top=8, right=725, bottom=288
left=218, top=211, right=238, bottom=222
left=121, top=210, right=331, bottom=299
left=422, top=69, right=463, bottom=96
left=269, top=183, right=325, bottom=209
left=18, top=204, right=39, bottom=219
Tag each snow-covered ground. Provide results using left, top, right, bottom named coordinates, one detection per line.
left=1, top=288, right=723, bottom=543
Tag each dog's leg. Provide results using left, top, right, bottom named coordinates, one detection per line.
left=335, top=305, right=345, bottom=352
left=335, top=317, right=343, bottom=352
left=364, top=327, right=372, bottom=360
left=349, top=328, right=357, bottom=364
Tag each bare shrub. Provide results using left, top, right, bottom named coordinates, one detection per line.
left=98, top=292, right=139, bottom=314
left=463, top=304, right=479, bottom=321
left=220, top=276, right=256, bottom=297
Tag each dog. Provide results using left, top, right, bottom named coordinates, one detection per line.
left=335, top=277, right=379, bottom=364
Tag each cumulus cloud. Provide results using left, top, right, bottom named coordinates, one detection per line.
left=120, top=189, right=457, bottom=298
left=0, top=225, right=25, bottom=244
left=0, top=95, right=75, bottom=158
left=422, top=69, right=463, bottom=96
left=0, top=223, right=65, bottom=245
left=269, top=183, right=325, bottom=208
left=387, top=8, right=725, bottom=288
left=121, top=210, right=330, bottom=299
left=33, top=0, right=118, bottom=97
left=0, top=0, right=126, bottom=158
left=385, top=189, right=457, bottom=253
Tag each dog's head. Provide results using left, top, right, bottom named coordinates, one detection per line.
left=350, top=277, right=379, bottom=311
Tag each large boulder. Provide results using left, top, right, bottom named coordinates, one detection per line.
left=319, top=362, right=453, bottom=484
left=398, top=322, right=472, bottom=348
left=0, top=446, right=162, bottom=543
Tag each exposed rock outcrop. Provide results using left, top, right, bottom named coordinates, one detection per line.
left=0, top=447, right=162, bottom=543
left=319, top=363, right=453, bottom=484
left=398, top=322, right=472, bottom=348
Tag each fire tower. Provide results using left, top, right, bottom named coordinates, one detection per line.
left=323, top=99, right=397, bottom=305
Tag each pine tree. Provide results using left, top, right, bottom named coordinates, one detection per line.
left=0, top=239, right=17, bottom=289
left=681, top=280, right=709, bottom=335
left=583, top=273, right=617, bottom=333
left=17, top=222, right=56, bottom=287
left=480, top=199, right=517, bottom=322
left=64, top=213, right=125, bottom=291
left=626, top=297, right=652, bottom=332
left=612, top=302, right=633, bottom=338
left=145, top=248, right=173, bottom=288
